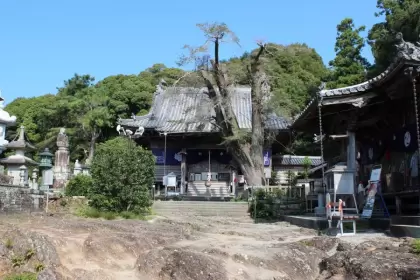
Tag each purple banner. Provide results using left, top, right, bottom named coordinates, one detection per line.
left=263, top=150, right=271, bottom=167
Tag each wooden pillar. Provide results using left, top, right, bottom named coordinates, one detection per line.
left=395, top=196, right=401, bottom=215
left=180, top=148, right=187, bottom=195
left=347, top=131, right=356, bottom=170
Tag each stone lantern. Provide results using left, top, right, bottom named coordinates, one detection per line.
left=19, top=165, right=27, bottom=186
left=0, top=126, right=39, bottom=186
left=39, top=148, right=54, bottom=191
left=31, top=168, right=39, bottom=190
left=39, top=148, right=53, bottom=169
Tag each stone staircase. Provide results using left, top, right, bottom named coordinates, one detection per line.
left=390, top=215, right=420, bottom=238
left=152, top=201, right=250, bottom=218
left=187, top=181, right=232, bottom=197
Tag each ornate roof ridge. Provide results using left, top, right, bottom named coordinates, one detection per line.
left=292, top=33, right=420, bottom=125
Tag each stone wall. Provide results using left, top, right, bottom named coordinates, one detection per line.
left=0, top=185, right=44, bottom=212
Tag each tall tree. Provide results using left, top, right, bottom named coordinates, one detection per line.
left=57, top=74, right=95, bottom=96
left=368, top=0, right=420, bottom=74
left=327, top=18, right=370, bottom=89
left=224, top=44, right=326, bottom=118
left=179, top=22, right=270, bottom=185
left=71, top=86, right=113, bottom=164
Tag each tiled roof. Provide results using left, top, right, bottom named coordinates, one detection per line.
left=120, top=86, right=290, bottom=133
left=292, top=33, right=420, bottom=126
left=272, top=155, right=323, bottom=166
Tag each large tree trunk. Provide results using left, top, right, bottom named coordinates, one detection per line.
left=200, top=39, right=267, bottom=186
left=248, top=45, right=267, bottom=186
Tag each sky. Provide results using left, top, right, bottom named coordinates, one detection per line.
left=0, top=0, right=382, bottom=104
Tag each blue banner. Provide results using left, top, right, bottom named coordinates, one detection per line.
left=263, top=150, right=271, bottom=167
left=151, top=149, right=182, bottom=165
left=151, top=148, right=272, bottom=167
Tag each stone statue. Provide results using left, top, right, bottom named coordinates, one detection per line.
left=395, top=32, right=418, bottom=55
left=56, top=128, right=69, bottom=149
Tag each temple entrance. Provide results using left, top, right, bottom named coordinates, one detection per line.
left=185, top=149, right=234, bottom=197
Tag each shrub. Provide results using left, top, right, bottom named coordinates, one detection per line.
left=89, top=137, right=155, bottom=214
left=65, top=174, right=93, bottom=196
left=4, top=273, right=37, bottom=280
left=75, top=205, right=101, bottom=218
left=411, top=239, right=420, bottom=255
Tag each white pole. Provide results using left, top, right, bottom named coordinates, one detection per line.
left=164, top=132, right=167, bottom=176
left=46, top=191, right=49, bottom=213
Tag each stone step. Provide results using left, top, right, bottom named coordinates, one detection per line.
left=152, top=201, right=249, bottom=217
left=153, top=206, right=248, bottom=211
left=187, top=182, right=231, bottom=197
left=180, top=196, right=233, bottom=202
left=153, top=201, right=248, bottom=206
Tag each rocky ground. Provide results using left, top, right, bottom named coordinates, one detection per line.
left=0, top=211, right=419, bottom=280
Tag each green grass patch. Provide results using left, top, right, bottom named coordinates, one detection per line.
left=4, top=238, right=13, bottom=249
left=411, top=239, right=420, bottom=255
left=299, top=240, right=314, bottom=247
left=4, top=272, right=37, bottom=280
left=75, top=205, right=153, bottom=220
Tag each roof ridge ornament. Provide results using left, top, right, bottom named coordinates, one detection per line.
left=395, top=32, right=419, bottom=56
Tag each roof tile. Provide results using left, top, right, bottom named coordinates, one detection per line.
left=120, top=86, right=290, bottom=133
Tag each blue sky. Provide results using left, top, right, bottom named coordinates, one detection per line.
left=0, top=0, right=381, bottom=103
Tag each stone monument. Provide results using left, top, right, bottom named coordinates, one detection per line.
left=53, top=128, right=70, bottom=188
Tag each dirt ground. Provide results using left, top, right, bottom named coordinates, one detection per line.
left=0, top=211, right=417, bottom=280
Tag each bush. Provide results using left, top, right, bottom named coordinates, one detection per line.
left=89, top=137, right=155, bottom=214
left=75, top=205, right=149, bottom=220
left=4, top=273, right=37, bottom=280
left=65, top=174, right=93, bottom=196
left=411, top=239, right=420, bottom=255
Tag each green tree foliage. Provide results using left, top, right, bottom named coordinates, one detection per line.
left=225, top=44, right=327, bottom=118
left=327, top=18, right=370, bottom=89
left=57, top=74, right=95, bottom=97
left=65, top=174, right=93, bottom=196
left=4, top=39, right=326, bottom=161
left=4, top=64, right=187, bottom=163
left=368, top=0, right=420, bottom=74
left=89, top=137, right=155, bottom=213
left=96, top=74, right=155, bottom=117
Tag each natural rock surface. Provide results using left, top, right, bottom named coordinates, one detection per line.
left=0, top=212, right=418, bottom=280
left=318, top=238, right=420, bottom=280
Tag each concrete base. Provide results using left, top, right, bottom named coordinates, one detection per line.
left=391, top=215, right=420, bottom=226
left=390, top=225, right=420, bottom=238
left=280, top=215, right=390, bottom=232
left=390, top=215, right=420, bottom=238
left=280, top=215, right=329, bottom=230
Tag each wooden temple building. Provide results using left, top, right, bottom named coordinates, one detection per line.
left=119, top=83, right=321, bottom=198
left=292, top=33, right=420, bottom=237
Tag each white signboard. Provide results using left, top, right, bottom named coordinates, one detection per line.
left=335, top=172, right=355, bottom=194
left=43, top=169, right=54, bottom=185
left=370, top=166, right=382, bottom=182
